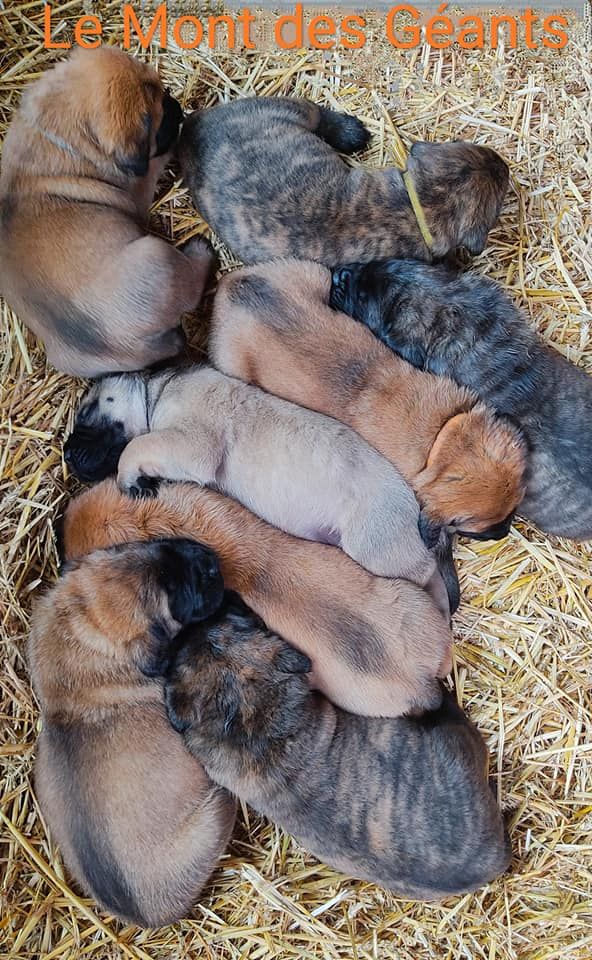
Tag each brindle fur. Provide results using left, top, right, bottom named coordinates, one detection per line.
left=28, top=539, right=235, bottom=927
left=62, top=480, right=453, bottom=718
left=0, top=47, right=214, bottom=376
left=166, top=594, right=511, bottom=899
left=210, top=259, right=526, bottom=543
left=64, top=366, right=452, bottom=616
left=330, top=259, right=592, bottom=540
left=179, top=97, right=509, bottom=266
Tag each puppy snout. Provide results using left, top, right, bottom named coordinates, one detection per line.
left=63, top=427, right=126, bottom=481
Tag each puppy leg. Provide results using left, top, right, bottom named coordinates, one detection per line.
left=96, top=236, right=216, bottom=371
left=117, top=428, right=222, bottom=497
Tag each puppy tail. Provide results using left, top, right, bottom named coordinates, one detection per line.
left=315, top=107, right=371, bottom=155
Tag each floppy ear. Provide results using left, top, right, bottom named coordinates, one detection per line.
left=460, top=221, right=490, bottom=256
left=216, top=672, right=242, bottom=735
left=275, top=647, right=312, bottom=675
left=116, top=114, right=151, bottom=177
left=140, top=619, right=176, bottom=678
left=423, top=412, right=469, bottom=470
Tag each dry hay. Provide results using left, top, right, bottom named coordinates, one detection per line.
left=1, top=3, right=592, bottom=959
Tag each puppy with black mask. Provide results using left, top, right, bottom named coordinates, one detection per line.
left=166, top=592, right=511, bottom=900
left=29, top=538, right=236, bottom=928
left=330, top=259, right=592, bottom=540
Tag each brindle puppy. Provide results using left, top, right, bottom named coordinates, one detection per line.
left=64, top=366, right=452, bottom=616
left=210, top=259, right=526, bottom=545
left=330, top=259, right=592, bottom=540
left=29, top=538, right=235, bottom=927
left=166, top=593, right=511, bottom=899
left=179, top=97, right=509, bottom=265
left=62, top=479, right=453, bottom=718
left=0, top=47, right=213, bottom=375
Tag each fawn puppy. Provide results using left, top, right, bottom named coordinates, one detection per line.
left=210, top=259, right=526, bottom=541
left=0, top=47, right=213, bottom=375
left=166, top=592, right=511, bottom=899
left=61, top=480, right=453, bottom=718
left=331, top=258, right=592, bottom=540
left=64, top=366, right=452, bottom=614
left=29, top=538, right=236, bottom=927
left=179, top=97, right=509, bottom=265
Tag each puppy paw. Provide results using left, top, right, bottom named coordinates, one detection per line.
left=180, top=235, right=218, bottom=270
left=122, top=474, right=161, bottom=499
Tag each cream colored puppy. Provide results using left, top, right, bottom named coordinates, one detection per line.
left=65, top=366, right=451, bottom=613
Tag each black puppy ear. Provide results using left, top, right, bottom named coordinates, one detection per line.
left=275, top=647, right=312, bottom=675
left=216, top=672, right=241, bottom=735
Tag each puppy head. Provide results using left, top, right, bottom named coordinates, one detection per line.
left=166, top=592, right=311, bottom=757
left=37, top=538, right=224, bottom=681
left=64, top=374, right=146, bottom=482
left=28, top=47, right=182, bottom=178
left=406, top=141, right=509, bottom=256
left=330, top=259, right=425, bottom=323
left=416, top=407, right=526, bottom=538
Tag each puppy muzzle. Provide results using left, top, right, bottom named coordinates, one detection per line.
left=63, top=425, right=127, bottom=482
left=456, top=514, right=514, bottom=541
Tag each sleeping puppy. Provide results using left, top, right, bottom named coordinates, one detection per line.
left=0, top=46, right=213, bottom=376
left=330, top=259, right=592, bottom=540
left=28, top=538, right=236, bottom=928
left=64, top=366, right=453, bottom=616
left=61, top=480, right=453, bottom=718
left=179, top=97, right=509, bottom=265
left=210, top=259, right=526, bottom=542
left=166, top=593, right=511, bottom=899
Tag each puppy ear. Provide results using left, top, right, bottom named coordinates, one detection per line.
left=116, top=114, right=151, bottom=177
left=216, top=672, right=241, bottom=735
left=460, top=222, right=490, bottom=256
left=275, top=647, right=312, bottom=675
left=139, top=620, right=175, bottom=678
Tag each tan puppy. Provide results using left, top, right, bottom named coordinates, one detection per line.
left=211, top=259, right=526, bottom=540
left=64, top=366, right=452, bottom=615
left=62, top=480, right=453, bottom=717
left=0, top=47, right=213, bottom=376
left=29, top=538, right=236, bottom=927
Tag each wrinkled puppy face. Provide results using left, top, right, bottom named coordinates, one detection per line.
left=166, top=592, right=311, bottom=755
left=406, top=141, right=509, bottom=256
left=63, top=538, right=224, bottom=676
left=416, top=408, right=526, bottom=538
left=64, top=374, right=145, bottom=482
left=62, top=47, right=183, bottom=177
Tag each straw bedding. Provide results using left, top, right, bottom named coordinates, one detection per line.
left=1, top=3, right=591, bottom=958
